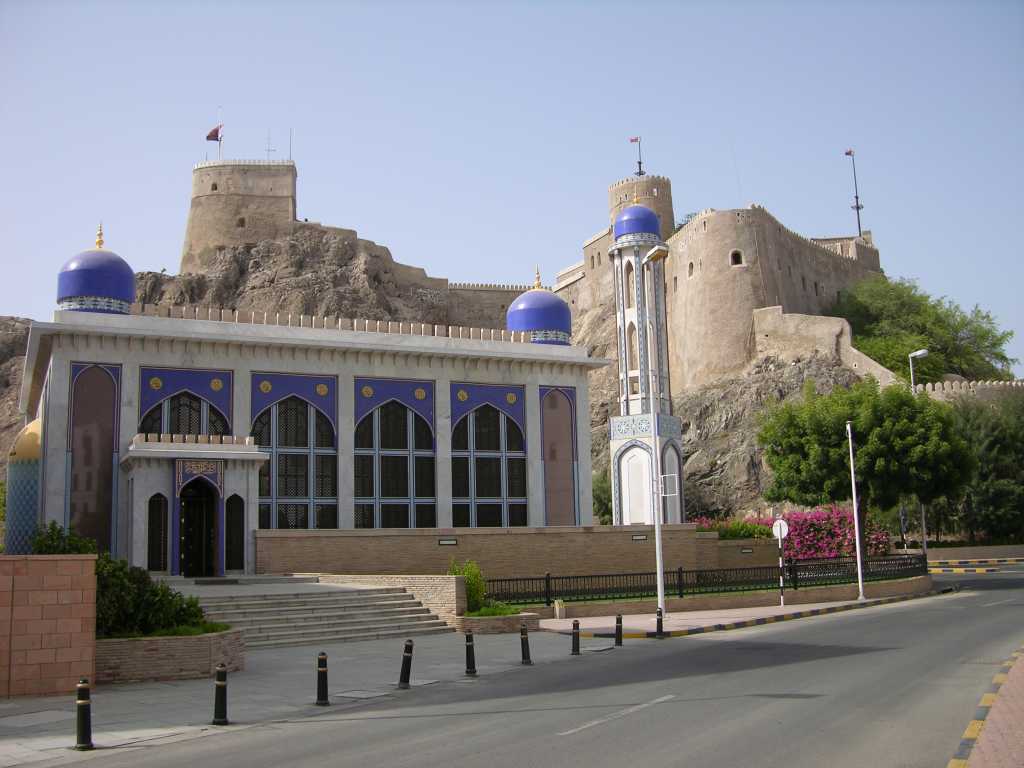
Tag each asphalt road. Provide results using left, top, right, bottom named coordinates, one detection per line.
left=54, top=569, right=1024, bottom=768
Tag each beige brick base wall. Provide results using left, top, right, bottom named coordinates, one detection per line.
left=716, top=539, right=779, bottom=568
left=258, top=525, right=711, bottom=579
left=319, top=575, right=466, bottom=621
left=451, top=613, right=540, bottom=635
left=0, top=555, right=97, bottom=697
left=95, top=629, right=245, bottom=685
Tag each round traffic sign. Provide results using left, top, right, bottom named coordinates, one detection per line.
left=772, top=519, right=789, bottom=540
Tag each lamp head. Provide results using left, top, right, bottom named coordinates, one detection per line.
left=909, top=349, right=929, bottom=359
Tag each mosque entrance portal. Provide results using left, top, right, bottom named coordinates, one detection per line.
left=179, top=481, right=217, bottom=578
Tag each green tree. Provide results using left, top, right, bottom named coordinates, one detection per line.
left=758, top=378, right=973, bottom=512
left=952, top=394, right=1024, bottom=542
left=832, top=275, right=1016, bottom=383
left=592, top=469, right=612, bottom=525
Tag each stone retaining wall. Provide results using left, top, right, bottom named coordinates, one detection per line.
left=0, top=555, right=96, bottom=697
left=451, top=613, right=540, bottom=635
left=95, top=628, right=244, bottom=685
left=318, top=575, right=465, bottom=622
left=525, top=575, right=934, bottom=618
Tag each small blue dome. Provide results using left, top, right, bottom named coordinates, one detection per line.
left=507, top=287, right=572, bottom=346
left=57, top=237, right=135, bottom=314
left=613, top=204, right=660, bottom=240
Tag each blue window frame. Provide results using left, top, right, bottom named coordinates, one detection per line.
left=139, top=392, right=229, bottom=436
left=451, top=404, right=527, bottom=527
left=252, top=396, right=338, bottom=529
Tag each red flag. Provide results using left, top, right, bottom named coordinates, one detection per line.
left=629, top=136, right=641, bottom=143
left=844, top=148, right=854, bottom=156
left=206, top=124, right=222, bottom=142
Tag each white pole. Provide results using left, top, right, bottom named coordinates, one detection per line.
left=909, top=354, right=916, bottom=390
left=845, top=421, right=866, bottom=601
left=777, top=532, right=785, bottom=607
left=644, top=250, right=665, bottom=615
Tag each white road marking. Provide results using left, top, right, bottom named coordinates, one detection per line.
left=557, top=695, right=675, bottom=736
left=981, top=598, right=1016, bottom=607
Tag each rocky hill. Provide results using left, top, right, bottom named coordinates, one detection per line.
left=0, top=229, right=860, bottom=514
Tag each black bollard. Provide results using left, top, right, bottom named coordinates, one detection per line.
left=615, top=614, right=623, bottom=647
left=74, top=677, right=93, bottom=751
left=398, top=639, right=414, bottom=689
left=212, top=663, right=229, bottom=725
left=316, top=652, right=330, bottom=706
left=571, top=619, right=581, bottom=656
left=520, top=623, right=533, bottom=665
left=465, top=632, right=477, bottom=677
left=656, top=607, right=664, bottom=638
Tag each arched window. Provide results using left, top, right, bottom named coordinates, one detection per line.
left=252, top=396, right=337, bottom=530
left=139, top=392, right=229, bottom=436
left=451, top=404, right=527, bottom=527
left=627, top=323, right=639, bottom=370
left=147, top=493, right=168, bottom=571
left=730, top=250, right=743, bottom=266
left=354, top=401, right=435, bottom=528
left=70, top=366, right=116, bottom=552
left=542, top=390, right=576, bottom=525
left=625, top=261, right=636, bottom=308
left=662, top=445, right=682, bottom=524
left=688, top=262, right=694, bottom=278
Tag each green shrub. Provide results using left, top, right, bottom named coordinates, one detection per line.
left=448, top=558, right=486, bottom=612
left=717, top=521, right=773, bottom=540
left=465, top=600, right=518, bottom=617
left=30, top=521, right=97, bottom=554
left=95, top=553, right=207, bottom=638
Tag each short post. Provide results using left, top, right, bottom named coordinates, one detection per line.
left=212, top=663, right=229, bottom=726
left=74, top=677, right=93, bottom=751
left=656, top=607, right=664, bottom=638
left=398, top=639, right=414, bottom=689
left=677, top=566, right=684, bottom=598
left=571, top=619, right=581, bottom=655
left=520, top=623, right=533, bottom=665
left=465, top=632, right=477, bottom=677
left=316, top=651, right=330, bottom=706
left=545, top=572, right=552, bottom=607
left=614, top=614, right=623, bottom=647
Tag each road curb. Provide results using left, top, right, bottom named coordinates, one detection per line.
left=946, top=643, right=1023, bottom=768
left=553, top=588, right=955, bottom=639
left=930, top=558, right=1024, bottom=566
left=929, top=567, right=1001, bottom=574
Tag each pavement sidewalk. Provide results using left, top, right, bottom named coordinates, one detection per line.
left=962, top=645, right=1023, bottom=768
left=540, top=593, right=929, bottom=638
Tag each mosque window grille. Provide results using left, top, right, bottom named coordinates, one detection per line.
left=58, top=296, right=131, bottom=313
left=451, top=405, right=527, bottom=527
left=530, top=329, right=571, bottom=343
left=139, top=392, right=229, bottom=436
left=354, top=401, right=436, bottom=529
left=253, top=396, right=338, bottom=530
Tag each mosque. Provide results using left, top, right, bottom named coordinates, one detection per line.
left=6, top=201, right=681, bottom=575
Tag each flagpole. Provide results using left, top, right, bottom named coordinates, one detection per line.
left=217, top=105, right=223, bottom=160
left=636, top=138, right=644, bottom=177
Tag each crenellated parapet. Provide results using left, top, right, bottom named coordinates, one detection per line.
left=449, top=282, right=543, bottom=292
left=914, top=379, right=1023, bottom=402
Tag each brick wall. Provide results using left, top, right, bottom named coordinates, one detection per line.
left=0, top=555, right=97, bottom=697
left=451, top=612, right=540, bottom=635
left=257, top=525, right=711, bottom=579
left=95, top=628, right=244, bottom=685
left=716, top=539, right=778, bottom=568
left=319, top=575, right=466, bottom=621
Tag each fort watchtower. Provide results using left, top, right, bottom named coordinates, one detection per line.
left=181, top=159, right=298, bottom=273
left=608, top=175, right=675, bottom=241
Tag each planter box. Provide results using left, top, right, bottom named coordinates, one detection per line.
left=451, top=613, right=540, bottom=635
left=96, top=628, right=244, bottom=685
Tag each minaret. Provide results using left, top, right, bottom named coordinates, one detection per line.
left=608, top=202, right=684, bottom=526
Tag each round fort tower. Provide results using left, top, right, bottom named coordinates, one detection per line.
left=607, top=175, right=675, bottom=242
left=180, top=159, right=298, bottom=274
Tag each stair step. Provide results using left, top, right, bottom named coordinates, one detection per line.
left=200, top=596, right=418, bottom=615
left=245, top=616, right=450, bottom=640
left=246, top=623, right=454, bottom=648
left=212, top=608, right=435, bottom=629
left=196, top=588, right=407, bottom=607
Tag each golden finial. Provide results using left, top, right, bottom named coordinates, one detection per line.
left=534, top=266, right=542, bottom=289
left=95, top=222, right=104, bottom=250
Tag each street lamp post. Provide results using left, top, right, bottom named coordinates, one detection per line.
left=845, top=420, right=866, bottom=601
left=908, top=348, right=930, bottom=558
left=643, top=245, right=670, bottom=615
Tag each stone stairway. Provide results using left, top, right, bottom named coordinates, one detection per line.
left=198, top=587, right=453, bottom=648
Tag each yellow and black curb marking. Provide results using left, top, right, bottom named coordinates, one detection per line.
left=930, top=557, right=1023, bottom=567
left=929, top=567, right=1001, bottom=574
left=558, top=588, right=955, bottom=640
left=946, top=643, right=1023, bottom=768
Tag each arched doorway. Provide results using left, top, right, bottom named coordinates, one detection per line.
left=179, top=480, right=217, bottom=577
left=225, top=494, right=245, bottom=571
left=147, top=494, right=168, bottom=571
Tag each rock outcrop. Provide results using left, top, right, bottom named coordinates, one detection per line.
left=0, top=317, right=31, bottom=483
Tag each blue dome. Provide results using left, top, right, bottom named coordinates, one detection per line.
left=506, top=288, right=572, bottom=345
left=613, top=204, right=660, bottom=240
left=57, top=246, right=135, bottom=314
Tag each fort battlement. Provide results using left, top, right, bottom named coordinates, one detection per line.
left=449, top=282, right=544, bottom=292
left=913, top=379, right=1023, bottom=402
left=128, top=303, right=533, bottom=344
left=193, top=159, right=297, bottom=171
left=608, top=174, right=671, bottom=189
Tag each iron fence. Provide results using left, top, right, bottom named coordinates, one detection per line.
left=486, top=554, right=927, bottom=606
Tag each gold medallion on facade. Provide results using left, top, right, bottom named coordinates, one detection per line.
left=259, top=380, right=272, bottom=394
left=361, top=385, right=374, bottom=398
left=457, top=389, right=469, bottom=402
left=505, top=392, right=517, bottom=404
left=210, top=378, right=223, bottom=392
left=414, top=387, right=426, bottom=401
left=149, top=376, right=163, bottom=391
left=315, top=383, right=329, bottom=396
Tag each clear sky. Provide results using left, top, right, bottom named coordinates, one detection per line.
left=2, top=0, right=1021, bottom=374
